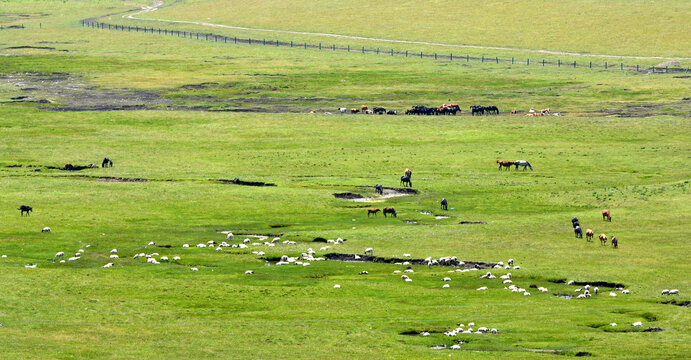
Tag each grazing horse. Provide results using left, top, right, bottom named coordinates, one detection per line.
left=572, top=220, right=580, bottom=229
left=471, top=106, right=484, bottom=116
left=386, top=110, right=397, bottom=115
left=375, top=184, right=383, bottom=195
left=574, top=226, right=583, bottom=238
left=18, top=205, right=32, bottom=216
left=102, top=157, right=113, bottom=168
left=611, top=236, right=618, bottom=249
left=383, top=207, right=397, bottom=217
left=599, top=233, right=608, bottom=245
left=485, top=106, right=499, bottom=115
left=350, top=108, right=360, bottom=114
left=441, top=198, right=448, bottom=210
left=602, top=209, right=611, bottom=222
left=373, top=107, right=386, bottom=114
left=497, top=160, right=515, bottom=170
left=404, top=168, right=412, bottom=178
left=400, top=175, right=412, bottom=187
left=514, top=160, right=533, bottom=171
left=338, top=107, right=347, bottom=113
left=367, top=208, right=381, bottom=217
left=361, top=105, right=368, bottom=112
left=585, top=229, right=594, bottom=242
left=571, top=217, right=579, bottom=226
left=510, top=110, right=519, bottom=115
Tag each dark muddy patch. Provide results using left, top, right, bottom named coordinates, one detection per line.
left=179, top=82, right=219, bottom=90
left=324, top=253, right=497, bottom=269
left=605, top=327, right=664, bottom=333
left=216, top=178, right=276, bottom=187
left=575, top=352, right=592, bottom=357
left=45, top=164, right=94, bottom=171
left=269, top=224, right=288, bottom=228
left=96, top=176, right=147, bottom=182
left=312, top=237, right=327, bottom=243
left=5, top=46, right=56, bottom=50
left=5, top=164, right=22, bottom=168
left=157, top=245, right=172, bottom=248
left=399, top=329, right=443, bottom=336
left=660, top=300, right=690, bottom=307
left=549, top=279, right=625, bottom=289
left=334, top=192, right=364, bottom=199
left=459, top=221, right=486, bottom=225
left=643, top=327, right=664, bottom=333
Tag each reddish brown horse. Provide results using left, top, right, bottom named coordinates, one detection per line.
left=602, top=209, right=611, bottom=222
left=497, top=160, right=515, bottom=170
left=367, top=208, right=381, bottom=217
left=599, top=233, right=608, bottom=245
left=585, top=229, right=594, bottom=242
left=383, top=207, right=397, bottom=217
left=404, top=168, right=412, bottom=178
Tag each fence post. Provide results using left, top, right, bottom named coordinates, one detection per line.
left=574, top=61, right=576, bottom=68
left=377, top=48, right=379, bottom=54
left=558, top=59, right=560, bottom=67
left=332, top=44, right=335, bottom=50
left=405, top=50, right=408, bottom=57
left=291, top=41, right=293, bottom=47
left=652, top=66, right=655, bottom=73
left=362, top=46, right=364, bottom=54
left=434, top=53, right=437, bottom=60
left=319, top=42, right=321, bottom=50
left=467, top=55, right=469, bottom=62
left=512, top=57, right=514, bottom=64
left=481, top=56, right=484, bottom=63
left=605, top=61, right=608, bottom=69
left=666, top=66, right=668, bottom=73
left=248, top=37, right=250, bottom=44
left=590, top=61, right=592, bottom=68
left=636, top=64, right=638, bottom=72
left=305, top=42, right=307, bottom=49
left=277, top=40, right=280, bottom=46
left=391, top=48, right=393, bottom=56
left=621, top=63, right=624, bottom=71
left=347, top=45, right=349, bottom=52
left=527, top=58, right=529, bottom=65
left=263, top=39, right=266, bottom=45
left=496, top=57, right=498, bottom=63
left=420, top=51, right=423, bottom=58
left=450, top=53, right=453, bottom=61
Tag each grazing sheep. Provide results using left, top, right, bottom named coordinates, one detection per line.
left=55, top=251, right=64, bottom=259
left=508, top=259, right=514, bottom=266
left=442, top=277, right=451, bottom=281
left=450, top=344, right=461, bottom=350
left=523, top=292, right=531, bottom=296
left=669, top=289, right=679, bottom=295
left=538, top=287, right=548, bottom=292
left=503, top=280, right=512, bottom=284
left=359, top=271, right=368, bottom=275
left=421, top=332, right=430, bottom=336
left=594, top=287, right=599, bottom=295
left=226, top=233, right=234, bottom=240
left=74, top=252, right=81, bottom=257
left=491, top=328, right=498, bottom=334
left=103, top=263, right=113, bottom=268
left=609, top=292, right=617, bottom=297
left=148, top=241, right=155, bottom=246
left=68, top=256, right=79, bottom=261
left=243, top=239, right=250, bottom=244
left=443, top=284, right=450, bottom=288
left=190, top=267, right=198, bottom=271
left=513, top=266, right=521, bottom=270
left=110, top=254, right=119, bottom=259
left=197, top=244, right=206, bottom=248
left=173, top=256, right=180, bottom=260
left=404, top=278, right=413, bottom=282
left=333, top=284, right=341, bottom=289
left=182, top=244, right=189, bottom=248
left=1, top=255, right=6, bottom=258
left=393, top=270, right=401, bottom=274
left=567, top=280, right=575, bottom=285
left=42, top=227, right=51, bottom=233
left=401, top=275, right=409, bottom=280
left=403, top=253, right=411, bottom=257
left=245, top=270, right=254, bottom=274
left=477, top=286, right=488, bottom=291
left=610, top=323, right=617, bottom=327
left=160, top=256, right=169, bottom=261
left=364, top=248, right=374, bottom=255
left=632, top=321, right=642, bottom=327
left=621, top=289, right=630, bottom=294
left=110, top=249, right=118, bottom=254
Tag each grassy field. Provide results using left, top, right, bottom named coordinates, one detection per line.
left=121, top=0, right=691, bottom=59
left=0, top=0, right=690, bottom=359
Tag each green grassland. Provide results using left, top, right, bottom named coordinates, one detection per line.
left=0, top=0, right=690, bottom=359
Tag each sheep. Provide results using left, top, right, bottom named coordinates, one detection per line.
left=420, top=332, right=430, bottom=336
left=404, top=269, right=414, bottom=273
left=74, top=252, right=81, bottom=257
left=621, top=289, right=630, bottom=294
left=632, top=321, right=642, bottom=327
left=575, top=288, right=582, bottom=292
left=503, top=280, right=512, bottom=284
left=401, top=275, right=409, bottom=280
left=443, top=284, right=450, bottom=288
left=450, top=344, right=461, bottom=350
left=148, top=241, right=155, bottom=246
left=403, top=253, right=411, bottom=257
left=609, top=292, right=617, bottom=297
left=513, top=266, right=521, bottom=270
left=197, top=244, right=206, bottom=248
left=1, top=255, right=6, bottom=258
left=182, top=244, right=189, bottom=248
left=110, top=249, right=118, bottom=254
left=238, top=244, right=248, bottom=249
left=364, top=248, right=373, bottom=255
left=68, top=256, right=79, bottom=261
left=538, top=287, right=548, bottom=292
left=523, top=292, right=531, bottom=296
left=393, top=270, right=401, bottom=274
left=78, top=249, right=85, bottom=253
left=442, top=277, right=451, bottom=281
left=359, top=271, right=368, bottom=275
left=226, top=233, right=234, bottom=240
left=333, top=284, right=341, bottom=289
left=476, top=286, right=488, bottom=291
left=216, top=247, right=223, bottom=251
left=243, top=239, right=250, bottom=244
left=609, top=323, right=617, bottom=327
left=42, top=227, right=51, bottom=232
left=567, top=280, right=575, bottom=285
left=190, top=267, right=198, bottom=271
left=110, top=254, right=119, bottom=259
left=594, top=287, right=599, bottom=295
left=25, top=264, right=37, bottom=268
left=661, top=289, right=670, bottom=295
left=491, top=328, right=498, bottom=334
left=207, top=240, right=215, bottom=245
left=59, top=260, right=65, bottom=263
left=354, top=255, right=361, bottom=260
left=669, top=289, right=679, bottom=295
left=584, top=285, right=590, bottom=290
left=508, top=259, right=514, bottom=266
left=404, top=278, right=413, bottom=282
left=245, top=270, right=254, bottom=274
left=500, top=274, right=511, bottom=280
left=160, top=256, right=169, bottom=261
left=103, top=263, right=113, bottom=268
left=173, top=256, right=180, bottom=261
left=55, top=251, right=64, bottom=259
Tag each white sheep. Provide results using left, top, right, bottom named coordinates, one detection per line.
left=421, top=332, right=430, bottom=336
left=55, top=251, right=64, bottom=259
left=513, top=266, right=521, bottom=269
left=567, top=280, right=575, bottom=285
left=404, top=269, right=414, bottom=273
left=110, top=254, right=119, bottom=259
left=476, top=286, right=488, bottom=291
left=42, top=227, right=51, bottom=232
left=523, top=292, right=531, bottom=296
left=197, top=243, right=206, bottom=248
left=622, top=290, right=630, bottom=294
left=173, top=256, right=180, bottom=261
left=359, top=271, right=368, bottom=275
left=609, top=323, right=617, bottom=327
left=245, top=270, right=254, bottom=274
left=442, top=277, right=451, bottom=281
left=243, top=238, right=250, bottom=244
left=450, top=344, right=461, bottom=350
left=226, top=233, right=234, bottom=240
left=103, top=263, right=113, bottom=268
left=584, top=284, right=590, bottom=290
left=190, top=267, right=198, bottom=271
left=609, top=292, right=617, bottom=297
left=632, top=321, right=642, bottom=327
left=182, top=244, right=189, bottom=248
left=403, top=253, right=411, bottom=257
left=68, top=256, right=79, bottom=261
left=404, top=278, right=413, bottom=282
left=594, top=287, right=599, bottom=295
left=148, top=241, right=155, bottom=246
left=364, top=248, right=373, bottom=255
left=443, top=284, right=450, bottom=288
left=661, top=289, right=670, bottom=295
left=216, top=247, right=222, bottom=251
left=393, top=270, right=401, bottom=274
left=669, top=289, right=679, bottom=295
left=160, top=256, right=169, bottom=261
left=490, top=328, right=498, bottom=334
left=1, top=255, right=6, bottom=258
left=110, top=249, right=117, bottom=254
left=333, top=284, right=341, bottom=289
left=503, top=280, right=512, bottom=284
left=74, top=252, right=81, bottom=257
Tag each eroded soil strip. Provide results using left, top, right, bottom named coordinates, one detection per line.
left=324, top=253, right=497, bottom=269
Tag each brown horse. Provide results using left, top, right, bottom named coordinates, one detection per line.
left=599, top=233, right=607, bottom=245
left=602, top=209, right=611, bottom=222
left=404, top=168, right=412, bottom=178
left=497, top=160, right=515, bottom=170
left=383, top=207, right=397, bottom=217
left=585, top=229, right=594, bottom=242
left=367, top=208, right=381, bottom=217
left=611, top=236, right=618, bottom=249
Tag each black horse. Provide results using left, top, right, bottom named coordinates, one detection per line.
left=383, top=207, right=397, bottom=217
left=400, top=176, right=412, bottom=187
left=441, top=198, right=448, bottom=210
left=102, top=157, right=113, bottom=168
left=373, top=107, right=386, bottom=115
left=375, top=184, right=383, bottom=195
left=571, top=217, right=579, bottom=228
left=471, top=106, right=484, bottom=116
left=485, top=106, right=499, bottom=115
left=18, top=205, right=32, bottom=216
left=574, top=225, right=583, bottom=238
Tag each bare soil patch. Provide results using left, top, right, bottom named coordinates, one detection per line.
left=549, top=279, right=625, bottom=288
left=459, top=221, right=486, bottom=225
left=324, top=253, right=497, bottom=269
left=216, top=178, right=276, bottom=187
left=334, top=186, right=416, bottom=202
left=660, top=300, right=690, bottom=307
left=96, top=176, right=147, bottom=182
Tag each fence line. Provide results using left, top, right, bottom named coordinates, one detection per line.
left=78, top=20, right=689, bottom=74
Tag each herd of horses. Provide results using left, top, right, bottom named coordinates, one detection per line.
left=496, top=160, right=533, bottom=171
left=572, top=210, right=617, bottom=248
left=335, top=105, right=556, bottom=117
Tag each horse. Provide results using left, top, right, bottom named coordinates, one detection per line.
left=361, top=105, right=368, bottom=112
left=386, top=110, right=397, bottom=115
left=367, top=208, right=381, bottom=217
left=599, top=233, right=607, bottom=245
left=571, top=217, right=579, bottom=226
left=585, top=229, right=594, bottom=242
left=510, top=110, right=519, bottom=115
left=338, top=107, right=347, bottom=113
left=574, top=226, right=583, bottom=238
left=441, top=198, right=448, bottom=210
left=514, top=160, right=533, bottom=171
left=373, top=107, right=386, bottom=115
left=471, top=106, right=484, bottom=116
left=350, top=109, right=360, bottom=114
left=602, top=209, right=611, bottom=222
left=102, top=157, right=113, bottom=168
left=485, top=106, right=499, bottom=115
left=383, top=207, right=397, bottom=217
left=18, top=205, right=32, bottom=216
left=572, top=220, right=580, bottom=229
left=400, top=175, right=412, bottom=187
left=404, top=168, right=412, bottom=178
left=611, top=236, right=618, bottom=248
left=497, top=160, right=515, bottom=170
left=375, top=184, right=383, bottom=195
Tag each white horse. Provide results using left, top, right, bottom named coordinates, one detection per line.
left=514, top=160, right=533, bottom=171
